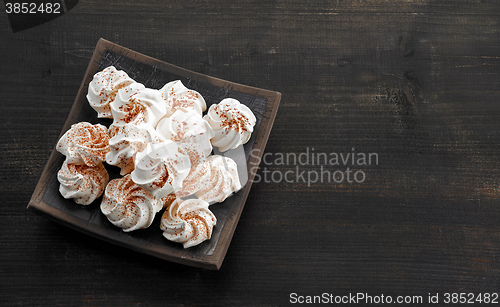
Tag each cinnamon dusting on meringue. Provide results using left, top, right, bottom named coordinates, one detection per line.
left=100, top=174, right=162, bottom=232
left=56, top=122, right=110, bottom=167
left=160, top=198, right=216, bottom=248
left=57, top=160, right=109, bottom=205
left=87, top=66, right=135, bottom=118
left=204, top=98, right=256, bottom=152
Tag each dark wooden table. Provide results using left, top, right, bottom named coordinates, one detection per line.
left=2, top=1, right=499, bottom=306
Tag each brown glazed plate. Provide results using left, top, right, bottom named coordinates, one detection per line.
left=27, top=38, right=281, bottom=270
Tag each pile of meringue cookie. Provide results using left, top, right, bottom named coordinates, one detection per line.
left=55, top=66, right=256, bottom=248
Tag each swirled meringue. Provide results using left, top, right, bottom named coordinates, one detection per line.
left=159, top=80, right=206, bottom=117
left=159, top=193, right=177, bottom=209
left=86, top=66, right=135, bottom=118
left=177, top=155, right=241, bottom=203
left=156, top=109, right=214, bottom=168
left=56, top=122, right=110, bottom=167
left=160, top=198, right=216, bottom=248
left=204, top=98, right=256, bottom=152
left=57, top=160, right=109, bottom=205
left=100, top=174, right=162, bottom=232
left=106, top=123, right=163, bottom=175
left=110, top=85, right=166, bottom=127
left=131, top=140, right=191, bottom=199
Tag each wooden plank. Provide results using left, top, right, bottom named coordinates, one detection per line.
left=1, top=0, right=499, bottom=305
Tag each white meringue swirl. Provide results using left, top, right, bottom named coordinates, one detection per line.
left=56, top=122, right=110, bottom=167
left=131, top=140, right=191, bottom=199
left=86, top=66, right=135, bottom=118
left=100, top=174, right=162, bottom=232
left=159, top=80, right=206, bottom=117
left=177, top=155, right=241, bottom=203
left=57, top=160, right=109, bottom=205
left=156, top=109, right=214, bottom=168
left=106, top=123, right=162, bottom=175
left=160, top=198, right=216, bottom=248
left=204, top=98, right=256, bottom=152
left=110, top=85, right=166, bottom=127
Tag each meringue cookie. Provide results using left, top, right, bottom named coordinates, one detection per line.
left=131, top=140, right=191, bottom=199
left=106, top=123, right=163, bottom=175
left=100, top=174, right=162, bottom=232
left=159, top=80, right=206, bottom=117
left=156, top=109, right=214, bottom=168
left=110, top=85, right=166, bottom=127
left=204, top=98, right=256, bottom=152
left=86, top=66, right=135, bottom=118
left=57, top=160, right=109, bottom=205
left=56, top=122, right=110, bottom=167
left=160, top=198, right=216, bottom=248
left=177, top=155, right=241, bottom=203
left=159, top=193, right=177, bottom=209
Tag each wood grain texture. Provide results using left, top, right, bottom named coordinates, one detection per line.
left=1, top=0, right=499, bottom=306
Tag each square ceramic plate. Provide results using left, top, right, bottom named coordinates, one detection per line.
left=27, top=38, right=281, bottom=270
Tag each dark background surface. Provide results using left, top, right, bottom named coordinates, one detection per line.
left=1, top=1, right=499, bottom=306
